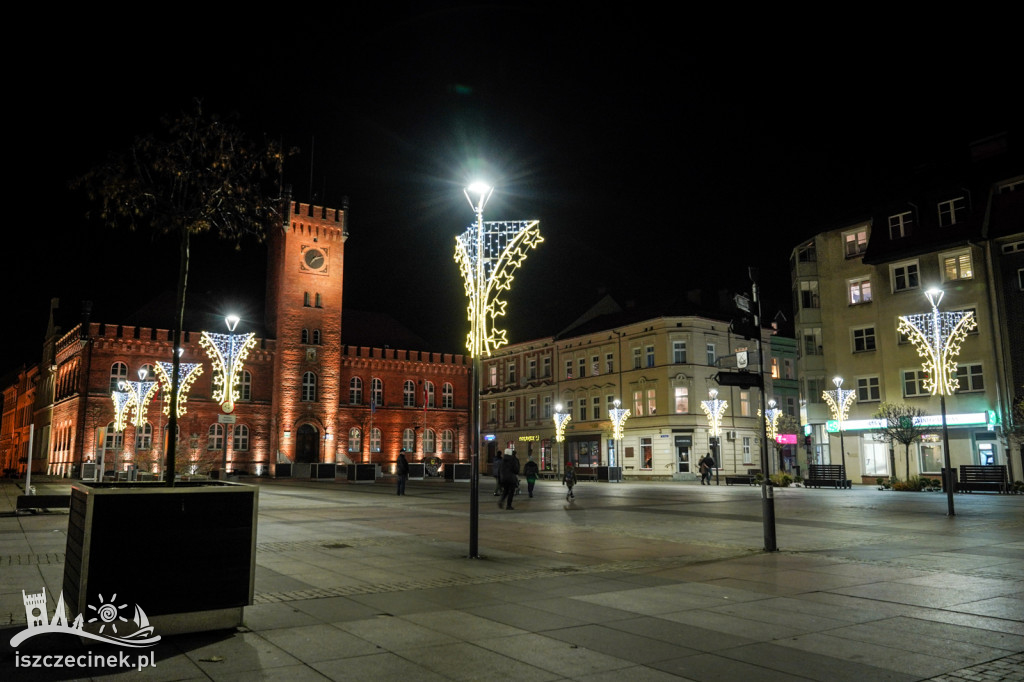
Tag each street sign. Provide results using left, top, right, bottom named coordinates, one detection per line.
left=737, top=350, right=748, bottom=368
left=218, top=414, right=236, bottom=424
left=734, top=293, right=751, bottom=313
left=713, top=371, right=763, bottom=389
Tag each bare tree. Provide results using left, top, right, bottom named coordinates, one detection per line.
left=74, top=100, right=288, bottom=484
left=874, top=402, right=929, bottom=480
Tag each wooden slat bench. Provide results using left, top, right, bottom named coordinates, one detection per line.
left=16, top=494, right=72, bottom=511
left=804, top=464, right=851, bottom=489
left=725, top=469, right=761, bottom=485
left=957, top=465, right=1008, bottom=494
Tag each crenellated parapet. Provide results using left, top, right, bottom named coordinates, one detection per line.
left=285, top=201, right=348, bottom=241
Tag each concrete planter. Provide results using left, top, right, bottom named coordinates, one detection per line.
left=64, top=481, right=258, bottom=636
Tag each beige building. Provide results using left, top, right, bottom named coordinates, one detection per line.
left=790, top=138, right=1021, bottom=483
left=479, top=298, right=776, bottom=480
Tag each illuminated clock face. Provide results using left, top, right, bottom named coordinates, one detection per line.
left=303, top=248, right=325, bottom=270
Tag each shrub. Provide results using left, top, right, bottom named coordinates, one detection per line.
left=892, top=476, right=929, bottom=492
left=770, top=473, right=793, bottom=487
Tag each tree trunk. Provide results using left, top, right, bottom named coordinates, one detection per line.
left=889, top=444, right=896, bottom=482
left=905, top=443, right=911, bottom=480
left=164, top=229, right=190, bottom=486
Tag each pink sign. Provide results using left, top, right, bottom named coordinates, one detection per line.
left=776, top=433, right=797, bottom=445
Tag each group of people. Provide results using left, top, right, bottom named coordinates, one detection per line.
left=396, top=448, right=579, bottom=506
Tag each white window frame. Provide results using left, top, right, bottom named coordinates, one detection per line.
left=674, top=386, right=688, bottom=414
left=423, top=429, right=435, bottom=453
left=937, top=196, right=966, bottom=227
left=903, top=369, right=929, bottom=398
left=403, top=380, right=416, bottom=407
left=673, top=340, right=687, bottom=364
left=852, top=326, right=876, bottom=353
left=349, top=377, right=363, bottom=404
left=843, top=227, right=868, bottom=257
left=941, top=250, right=974, bottom=281
left=955, top=363, right=984, bottom=393
left=849, top=276, right=872, bottom=305
left=348, top=428, right=361, bottom=452
left=891, top=260, right=920, bottom=293
left=233, top=424, right=249, bottom=451
left=402, top=428, right=415, bottom=452
left=442, top=382, right=453, bottom=408
left=856, top=376, right=880, bottom=402
left=371, top=378, right=383, bottom=406
left=441, top=430, right=453, bottom=454
left=370, top=428, right=382, bottom=453
left=208, top=423, right=224, bottom=450
left=889, top=211, right=913, bottom=239
left=301, top=372, right=317, bottom=402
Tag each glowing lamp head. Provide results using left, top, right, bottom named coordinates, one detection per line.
left=613, top=399, right=621, bottom=408
left=833, top=376, right=844, bottom=389
left=709, top=388, right=718, bottom=399
left=138, top=368, right=148, bottom=380
left=555, top=403, right=562, bottom=412
left=925, top=287, right=944, bottom=309
left=466, top=181, right=492, bottom=195
left=226, top=314, right=241, bottom=332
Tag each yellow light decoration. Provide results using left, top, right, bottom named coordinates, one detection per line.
left=454, top=220, right=543, bottom=357
left=764, top=401, right=783, bottom=443
left=823, top=381, right=855, bottom=425
left=123, top=380, right=160, bottom=426
left=153, top=361, right=204, bottom=418
left=609, top=406, right=631, bottom=440
left=701, top=390, right=728, bottom=437
left=898, top=306, right=976, bottom=396
left=553, top=411, right=572, bottom=443
left=200, top=331, right=257, bottom=412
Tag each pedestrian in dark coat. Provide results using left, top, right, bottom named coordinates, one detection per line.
left=497, top=448, right=520, bottom=510
left=396, top=451, right=409, bottom=496
left=492, top=453, right=503, bottom=495
left=563, top=462, right=577, bottom=501
left=523, top=456, right=540, bottom=497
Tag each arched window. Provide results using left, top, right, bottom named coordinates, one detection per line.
left=233, top=424, right=249, bottom=451
left=312, top=329, right=321, bottom=345
left=403, top=380, right=416, bottom=407
left=208, top=424, right=224, bottom=450
left=240, top=370, right=252, bottom=401
left=423, top=429, right=436, bottom=453
left=348, top=428, right=362, bottom=452
left=441, top=429, right=454, bottom=454
left=349, top=377, right=363, bottom=404
left=109, top=362, right=128, bottom=393
left=425, top=381, right=435, bottom=408
left=370, top=428, right=382, bottom=453
left=402, top=428, right=416, bottom=452
left=136, top=422, right=152, bottom=450
left=442, top=382, right=454, bottom=408
left=104, top=422, right=123, bottom=452
left=302, top=372, right=317, bottom=402
left=371, top=378, right=383, bottom=406
left=301, top=328, right=309, bottom=344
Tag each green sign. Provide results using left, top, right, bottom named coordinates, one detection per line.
left=825, top=420, right=838, bottom=433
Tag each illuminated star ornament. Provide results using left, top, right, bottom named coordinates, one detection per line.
left=898, top=289, right=977, bottom=396
left=454, top=219, right=543, bottom=356
left=763, top=399, right=783, bottom=442
left=110, top=390, right=135, bottom=433
left=553, top=410, right=572, bottom=443
left=120, top=373, right=160, bottom=427
left=701, top=389, right=728, bottom=438
left=609, top=400, right=631, bottom=440
left=823, top=378, right=856, bottom=433
left=153, top=361, right=204, bottom=417
left=200, top=329, right=257, bottom=413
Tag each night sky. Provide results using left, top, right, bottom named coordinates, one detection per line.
left=6, top=6, right=1019, bottom=373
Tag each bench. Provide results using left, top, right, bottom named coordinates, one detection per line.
left=804, top=465, right=851, bottom=489
left=957, top=465, right=1008, bottom=494
left=16, top=494, right=71, bottom=511
left=725, top=469, right=761, bottom=486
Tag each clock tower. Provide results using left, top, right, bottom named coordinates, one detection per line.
left=266, top=198, right=348, bottom=464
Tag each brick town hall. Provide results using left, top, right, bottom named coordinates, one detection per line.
left=9, top=199, right=471, bottom=479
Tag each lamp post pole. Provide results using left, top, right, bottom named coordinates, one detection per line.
left=823, top=377, right=855, bottom=487
left=898, top=287, right=977, bottom=516
left=455, top=184, right=542, bottom=558
left=701, top=389, right=728, bottom=486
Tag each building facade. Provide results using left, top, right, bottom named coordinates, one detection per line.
left=479, top=299, right=781, bottom=480
left=10, top=200, right=471, bottom=478
left=790, top=137, right=1022, bottom=482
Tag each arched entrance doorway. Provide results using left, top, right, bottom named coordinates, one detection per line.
left=295, top=424, right=320, bottom=463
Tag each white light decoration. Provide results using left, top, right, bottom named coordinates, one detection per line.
left=553, top=404, right=572, bottom=443
left=898, top=287, right=976, bottom=516
left=701, top=388, right=728, bottom=438
left=454, top=218, right=543, bottom=357
left=823, top=376, right=856, bottom=477
left=200, top=328, right=257, bottom=413
left=609, top=399, right=630, bottom=441
left=119, top=368, right=160, bottom=427
left=153, top=361, right=204, bottom=418
left=764, top=399, right=783, bottom=443
left=111, top=389, right=135, bottom=433
left=897, top=288, right=976, bottom=396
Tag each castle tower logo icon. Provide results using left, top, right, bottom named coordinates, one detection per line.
left=10, top=587, right=161, bottom=648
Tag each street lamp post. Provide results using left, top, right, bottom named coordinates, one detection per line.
left=608, top=399, right=630, bottom=482
left=553, top=403, right=571, bottom=473
left=201, top=314, right=258, bottom=476
left=455, top=183, right=542, bottom=558
left=701, top=389, right=728, bottom=485
left=898, top=287, right=976, bottom=516
left=764, top=399, right=782, bottom=474
left=823, top=377, right=855, bottom=486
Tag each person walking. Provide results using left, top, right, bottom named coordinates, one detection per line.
left=562, top=462, right=577, bottom=501
left=497, top=448, right=520, bottom=510
left=396, top=450, right=409, bottom=496
left=523, top=455, right=540, bottom=497
left=492, top=452, right=503, bottom=496
left=698, top=452, right=715, bottom=485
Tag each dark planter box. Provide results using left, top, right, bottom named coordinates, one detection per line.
left=596, top=466, right=623, bottom=482
left=311, top=463, right=336, bottom=480
left=275, top=462, right=292, bottom=477
left=407, top=463, right=426, bottom=480
left=64, top=481, right=258, bottom=635
left=346, top=464, right=377, bottom=482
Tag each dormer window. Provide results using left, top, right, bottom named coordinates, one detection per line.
left=938, top=197, right=966, bottom=227
left=889, top=211, right=913, bottom=239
